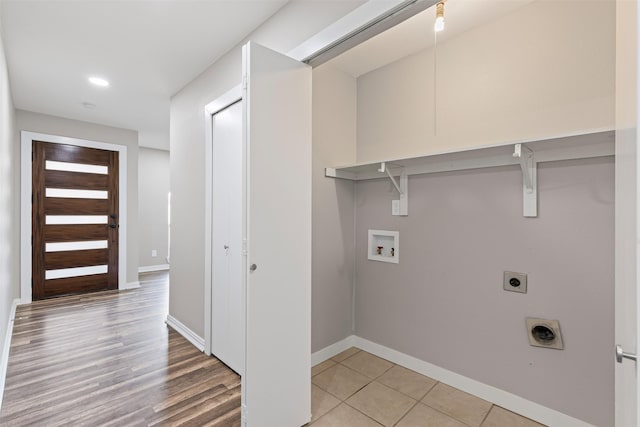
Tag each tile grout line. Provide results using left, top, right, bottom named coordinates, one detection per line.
left=392, top=398, right=421, bottom=426
left=314, top=348, right=536, bottom=427
left=419, top=396, right=480, bottom=427
left=342, top=401, right=385, bottom=426
left=408, top=381, right=485, bottom=427
left=478, top=404, right=495, bottom=427
left=391, top=383, right=431, bottom=426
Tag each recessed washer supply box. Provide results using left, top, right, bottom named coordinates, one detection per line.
left=368, top=230, right=399, bottom=264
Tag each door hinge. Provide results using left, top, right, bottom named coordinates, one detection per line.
left=242, top=75, right=248, bottom=90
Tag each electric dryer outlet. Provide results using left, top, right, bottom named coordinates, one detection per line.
left=503, top=271, right=527, bottom=293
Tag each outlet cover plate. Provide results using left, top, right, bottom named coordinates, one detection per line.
left=526, top=317, right=564, bottom=350
left=504, top=271, right=527, bottom=293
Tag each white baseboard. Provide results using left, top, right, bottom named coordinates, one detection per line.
left=138, top=264, right=170, bottom=273
left=120, top=281, right=140, bottom=290
left=0, top=299, right=21, bottom=412
left=313, top=335, right=593, bottom=427
left=311, top=335, right=357, bottom=366
left=166, top=315, right=205, bottom=352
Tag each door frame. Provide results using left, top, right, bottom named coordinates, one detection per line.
left=203, top=85, right=243, bottom=356
left=20, top=131, right=128, bottom=304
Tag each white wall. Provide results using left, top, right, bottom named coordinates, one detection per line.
left=169, top=0, right=365, bottom=338
left=138, top=147, right=169, bottom=268
left=139, top=129, right=169, bottom=151
left=0, top=1, right=17, bottom=371
left=15, top=110, right=140, bottom=286
left=356, top=0, right=615, bottom=162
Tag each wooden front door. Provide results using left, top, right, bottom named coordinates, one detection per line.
left=32, top=141, right=119, bottom=300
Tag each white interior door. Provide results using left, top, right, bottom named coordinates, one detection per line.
left=211, top=101, right=245, bottom=375
left=615, top=129, right=638, bottom=427
left=242, top=41, right=312, bottom=426
left=614, top=0, right=639, bottom=424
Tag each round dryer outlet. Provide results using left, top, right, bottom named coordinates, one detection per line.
left=525, top=317, right=564, bottom=350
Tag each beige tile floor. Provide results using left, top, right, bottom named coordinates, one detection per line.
left=309, top=347, right=545, bottom=427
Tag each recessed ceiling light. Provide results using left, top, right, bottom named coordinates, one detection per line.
left=82, top=102, right=97, bottom=109
left=88, top=77, right=109, bottom=87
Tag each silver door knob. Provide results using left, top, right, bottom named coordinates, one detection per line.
left=250, top=264, right=257, bottom=272
left=616, top=344, right=637, bottom=363
left=224, top=245, right=229, bottom=249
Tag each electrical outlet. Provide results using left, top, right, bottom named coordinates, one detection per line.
left=503, top=271, right=527, bottom=293
left=526, top=318, right=563, bottom=350
left=151, top=249, right=157, bottom=257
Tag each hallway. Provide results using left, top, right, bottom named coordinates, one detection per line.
left=0, top=272, right=241, bottom=426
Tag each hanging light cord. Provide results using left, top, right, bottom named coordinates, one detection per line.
left=433, top=29, right=438, bottom=137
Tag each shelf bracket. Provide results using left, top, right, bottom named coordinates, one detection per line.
left=379, top=162, right=408, bottom=216
left=380, top=162, right=402, bottom=194
left=513, top=144, right=537, bottom=217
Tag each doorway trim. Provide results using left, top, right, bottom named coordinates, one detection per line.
left=20, top=131, right=128, bottom=304
left=203, top=85, right=242, bottom=355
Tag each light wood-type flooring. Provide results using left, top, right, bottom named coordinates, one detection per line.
left=0, top=271, right=241, bottom=427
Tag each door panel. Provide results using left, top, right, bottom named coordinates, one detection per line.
left=43, top=143, right=112, bottom=165
left=44, top=224, right=109, bottom=242
left=211, top=100, right=245, bottom=375
left=243, top=42, right=312, bottom=426
left=44, top=274, right=110, bottom=295
left=44, top=249, right=109, bottom=270
left=45, top=170, right=109, bottom=190
left=44, top=198, right=110, bottom=215
left=32, top=141, right=119, bottom=300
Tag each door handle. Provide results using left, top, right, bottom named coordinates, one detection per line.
left=616, top=345, right=637, bottom=363
left=250, top=264, right=257, bottom=272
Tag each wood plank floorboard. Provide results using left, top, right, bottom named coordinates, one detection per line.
left=0, top=271, right=241, bottom=426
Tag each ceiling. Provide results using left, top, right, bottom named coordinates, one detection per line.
left=328, top=0, right=535, bottom=77
left=0, top=0, right=289, bottom=150
left=0, top=0, right=537, bottom=151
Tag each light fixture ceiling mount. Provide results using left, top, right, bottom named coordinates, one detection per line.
left=434, top=1, right=446, bottom=32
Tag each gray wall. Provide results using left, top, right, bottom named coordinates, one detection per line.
left=15, top=110, right=140, bottom=286
left=348, top=3, right=616, bottom=424
left=354, top=158, right=614, bottom=426
left=311, top=64, right=357, bottom=351
left=0, top=2, right=17, bottom=369
left=169, top=0, right=365, bottom=338
left=138, top=147, right=169, bottom=268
